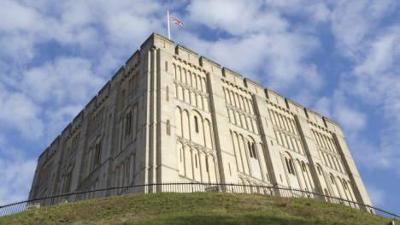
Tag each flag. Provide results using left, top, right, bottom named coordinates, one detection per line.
left=166, top=10, right=183, bottom=39
left=170, top=15, right=184, bottom=27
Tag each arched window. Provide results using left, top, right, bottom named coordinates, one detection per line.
left=248, top=142, right=257, bottom=159
left=301, top=162, right=307, bottom=172
left=285, top=157, right=295, bottom=175
left=330, top=174, right=336, bottom=185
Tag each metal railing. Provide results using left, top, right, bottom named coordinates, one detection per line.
left=0, top=182, right=398, bottom=220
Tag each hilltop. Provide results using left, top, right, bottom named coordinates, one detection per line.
left=0, top=192, right=391, bottom=225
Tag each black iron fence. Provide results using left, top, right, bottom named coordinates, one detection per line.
left=0, top=182, right=398, bottom=220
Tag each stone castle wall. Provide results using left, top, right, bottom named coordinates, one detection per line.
left=29, top=33, right=371, bottom=207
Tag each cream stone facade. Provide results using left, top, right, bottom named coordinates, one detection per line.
left=29, top=33, right=372, bottom=207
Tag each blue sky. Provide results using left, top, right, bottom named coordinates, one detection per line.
left=0, top=0, right=399, bottom=213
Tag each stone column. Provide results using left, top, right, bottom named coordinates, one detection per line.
left=203, top=59, right=236, bottom=184
left=294, top=115, right=324, bottom=195
left=333, top=131, right=372, bottom=206
left=252, top=95, right=288, bottom=188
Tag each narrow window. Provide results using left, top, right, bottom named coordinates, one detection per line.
left=289, top=159, right=295, bottom=174
left=205, top=157, right=209, bottom=172
left=302, top=163, right=306, bottom=172
left=248, top=142, right=253, bottom=158
left=251, top=143, right=257, bottom=159
left=125, top=111, right=132, bottom=135
left=285, top=158, right=291, bottom=174
left=194, top=116, right=199, bottom=133
left=317, top=166, right=322, bottom=175
left=166, top=120, right=171, bottom=135
left=93, top=142, right=101, bottom=169
left=330, top=175, right=336, bottom=185
left=166, top=85, right=169, bottom=101
left=195, top=154, right=198, bottom=168
left=285, top=157, right=295, bottom=175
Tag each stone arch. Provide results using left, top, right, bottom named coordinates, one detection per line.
left=329, top=173, right=340, bottom=198
left=344, top=180, right=357, bottom=202
left=201, top=77, right=207, bottom=92
left=282, top=152, right=301, bottom=189
left=336, top=175, right=345, bottom=199
left=178, top=65, right=183, bottom=82
left=204, top=118, right=213, bottom=148
left=173, top=63, right=177, bottom=80
left=231, top=131, right=243, bottom=173
left=208, top=154, right=216, bottom=183
left=191, top=110, right=204, bottom=145
left=177, top=142, right=184, bottom=176
left=304, top=162, right=315, bottom=191
left=193, top=148, right=201, bottom=181
left=182, top=68, right=188, bottom=84
left=175, top=107, right=182, bottom=137
left=238, top=133, right=250, bottom=175
left=177, top=85, right=183, bottom=101
left=203, top=153, right=211, bottom=183
left=183, top=144, right=192, bottom=179
left=339, top=178, right=351, bottom=202
left=197, top=75, right=202, bottom=91
left=182, top=109, right=190, bottom=140
left=283, top=152, right=296, bottom=175
left=247, top=136, right=262, bottom=179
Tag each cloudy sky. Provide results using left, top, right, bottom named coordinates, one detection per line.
left=0, top=0, right=399, bottom=213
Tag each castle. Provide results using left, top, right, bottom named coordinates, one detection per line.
left=29, top=33, right=372, bottom=207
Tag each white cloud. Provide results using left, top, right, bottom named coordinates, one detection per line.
left=366, top=185, right=386, bottom=207
left=0, top=158, right=36, bottom=205
left=354, top=26, right=400, bottom=76
left=0, top=141, right=37, bottom=205
left=45, top=105, right=82, bottom=141
left=179, top=31, right=322, bottom=93
left=312, top=93, right=366, bottom=134
left=336, top=25, right=400, bottom=172
left=21, top=57, right=105, bottom=105
left=330, top=0, right=397, bottom=57
left=0, top=86, right=43, bottom=140
left=0, top=0, right=43, bottom=32
left=264, top=0, right=331, bottom=23
left=334, top=104, right=366, bottom=133
left=188, top=0, right=288, bottom=35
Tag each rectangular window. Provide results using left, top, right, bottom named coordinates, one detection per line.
left=248, top=142, right=257, bottom=159
left=166, top=120, right=171, bottom=135
left=125, top=112, right=132, bottom=135
left=194, top=116, right=199, bottom=133
left=93, top=142, right=101, bottom=169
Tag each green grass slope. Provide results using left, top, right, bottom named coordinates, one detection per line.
left=0, top=192, right=391, bottom=225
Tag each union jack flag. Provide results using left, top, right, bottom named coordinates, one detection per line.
left=170, top=16, right=184, bottom=27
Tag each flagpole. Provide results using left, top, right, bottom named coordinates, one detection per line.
left=167, top=10, right=171, bottom=39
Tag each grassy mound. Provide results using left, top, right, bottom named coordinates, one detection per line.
left=0, top=192, right=391, bottom=225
